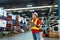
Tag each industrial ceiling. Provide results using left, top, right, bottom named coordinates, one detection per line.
left=0, top=0, right=57, bottom=8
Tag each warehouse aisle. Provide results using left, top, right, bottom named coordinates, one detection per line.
left=0, top=31, right=59, bottom=40
left=0, top=31, right=33, bottom=40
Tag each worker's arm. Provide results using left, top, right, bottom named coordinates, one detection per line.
left=36, top=19, right=41, bottom=28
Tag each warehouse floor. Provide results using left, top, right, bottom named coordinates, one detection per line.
left=0, top=31, right=59, bottom=40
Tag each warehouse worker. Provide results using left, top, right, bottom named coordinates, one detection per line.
left=30, top=12, right=41, bottom=40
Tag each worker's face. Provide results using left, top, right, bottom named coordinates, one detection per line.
left=32, top=14, right=36, bottom=19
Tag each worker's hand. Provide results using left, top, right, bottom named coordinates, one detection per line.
left=40, top=27, right=41, bottom=29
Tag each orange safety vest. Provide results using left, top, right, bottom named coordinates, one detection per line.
left=31, top=18, right=40, bottom=30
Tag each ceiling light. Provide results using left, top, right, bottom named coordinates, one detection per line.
left=53, top=12, right=56, bottom=14
left=18, top=11, right=22, bottom=12
left=30, top=10, right=34, bottom=12
left=27, top=5, right=32, bottom=7
left=42, top=13, right=45, bottom=14
left=22, top=14, right=26, bottom=16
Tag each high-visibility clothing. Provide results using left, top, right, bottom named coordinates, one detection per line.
left=31, top=18, right=40, bottom=30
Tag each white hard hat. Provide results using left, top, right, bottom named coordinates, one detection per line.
left=33, top=12, right=38, bottom=16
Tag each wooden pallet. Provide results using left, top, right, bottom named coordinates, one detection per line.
left=49, top=32, right=59, bottom=38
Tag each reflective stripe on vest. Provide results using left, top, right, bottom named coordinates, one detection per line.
left=31, top=18, right=40, bottom=30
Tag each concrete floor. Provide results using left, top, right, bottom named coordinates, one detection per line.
left=0, top=31, right=59, bottom=40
